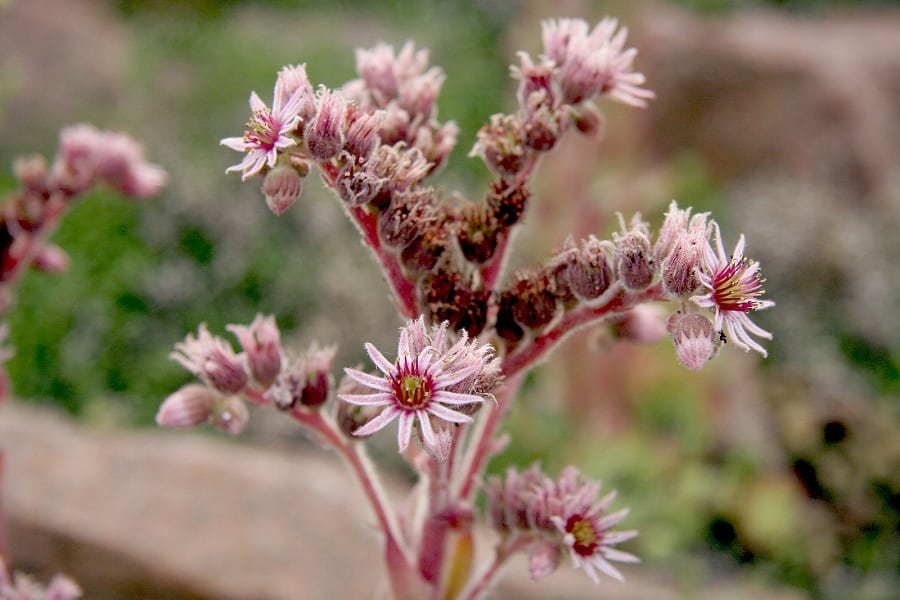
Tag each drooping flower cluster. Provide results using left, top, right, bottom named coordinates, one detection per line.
left=158, top=315, right=337, bottom=435
left=485, top=464, right=639, bottom=584
left=340, top=317, right=500, bottom=460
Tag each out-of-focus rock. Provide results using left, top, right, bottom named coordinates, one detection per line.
left=0, top=404, right=805, bottom=599
left=637, top=4, right=900, bottom=209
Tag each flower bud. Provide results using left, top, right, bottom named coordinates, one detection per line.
left=171, top=324, right=249, bottom=395
left=528, top=540, right=561, bottom=580
left=457, top=202, right=501, bottom=265
left=210, top=395, right=250, bottom=435
left=470, top=114, right=527, bottom=179
left=156, top=383, right=217, bottom=429
left=399, top=225, right=448, bottom=273
left=335, top=371, right=382, bottom=439
left=570, top=102, right=605, bottom=139
left=494, top=291, right=524, bottom=346
left=486, top=180, right=530, bottom=228
left=343, top=104, right=383, bottom=159
left=261, top=163, right=304, bottom=216
left=227, top=314, right=282, bottom=387
left=13, top=154, right=49, bottom=192
left=422, top=269, right=490, bottom=338
left=509, top=271, right=558, bottom=330
left=660, top=230, right=706, bottom=297
left=671, top=313, right=718, bottom=371
left=614, top=232, right=654, bottom=292
left=378, top=188, right=437, bottom=249
left=32, top=243, right=70, bottom=273
left=305, top=88, right=346, bottom=160
left=566, top=236, right=613, bottom=301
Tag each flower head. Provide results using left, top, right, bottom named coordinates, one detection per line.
left=171, top=324, right=248, bottom=394
left=485, top=464, right=638, bottom=584
left=339, top=317, right=497, bottom=456
left=221, top=76, right=308, bottom=180
left=692, top=222, right=775, bottom=356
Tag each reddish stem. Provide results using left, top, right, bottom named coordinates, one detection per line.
left=348, top=206, right=418, bottom=319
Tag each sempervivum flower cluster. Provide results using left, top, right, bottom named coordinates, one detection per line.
left=339, top=317, right=500, bottom=461
left=472, top=17, right=653, bottom=179
left=485, top=464, right=639, bottom=584
left=158, top=315, right=337, bottom=435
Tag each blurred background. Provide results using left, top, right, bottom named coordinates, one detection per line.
left=0, top=0, right=897, bottom=598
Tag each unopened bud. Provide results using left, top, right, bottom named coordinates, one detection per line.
left=378, top=189, right=436, bottom=249
left=528, top=540, right=561, bottom=580
left=486, top=180, right=530, bottom=228
left=566, top=236, right=613, bottom=301
left=494, top=292, right=524, bottom=346
left=210, top=395, right=250, bottom=435
left=305, top=88, right=346, bottom=160
left=661, top=230, right=706, bottom=297
left=614, top=233, right=654, bottom=292
left=509, top=272, right=558, bottom=330
left=262, top=163, right=304, bottom=216
left=344, top=104, right=383, bottom=158
left=13, top=154, right=49, bottom=192
left=171, top=325, right=249, bottom=395
left=227, top=314, right=282, bottom=387
left=672, top=313, right=718, bottom=371
left=457, top=203, right=501, bottom=265
left=336, top=371, right=382, bottom=439
left=570, top=102, right=605, bottom=139
left=156, top=383, right=217, bottom=429
left=400, top=226, right=448, bottom=273
left=32, top=243, right=71, bottom=273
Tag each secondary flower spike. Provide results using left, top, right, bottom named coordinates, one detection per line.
left=339, top=317, right=495, bottom=456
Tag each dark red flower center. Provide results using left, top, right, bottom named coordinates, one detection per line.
left=391, top=361, right=433, bottom=410
left=566, top=515, right=600, bottom=556
left=712, top=258, right=765, bottom=313
left=243, top=109, right=280, bottom=150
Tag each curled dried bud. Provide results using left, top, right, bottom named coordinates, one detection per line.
left=508, top=271, right=559, bottom=330
left=261, top=163, right=304, bottom=216
left=399, top=225, right=449, bottom=273
left=613, top=216, right=654, bottom=292
left=378, top=188, right=437, bottom=249
left=495, top=291, right=525, bottom=346
left=422, top=268, right=491, bottom=337
left=456, top=202, right=501, bottom=265
left=470, top=114, right=528, bottom=179
left=570, top=102, right=605, bottom=139
left=522, top=92, right=564, bottom=152
left=486, top=180, right=530, bottom=228
left=156, top=383, right=217, bottom=429
left=566, top=236, right=613, bottom=301
left=671, top=313, right=719, bottom=371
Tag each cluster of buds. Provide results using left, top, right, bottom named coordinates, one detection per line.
left=485, top=464, right=638, bottom=584
left=165, top=14, right=776, bottom=597
left=157, top=315, right=337, bottom=434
